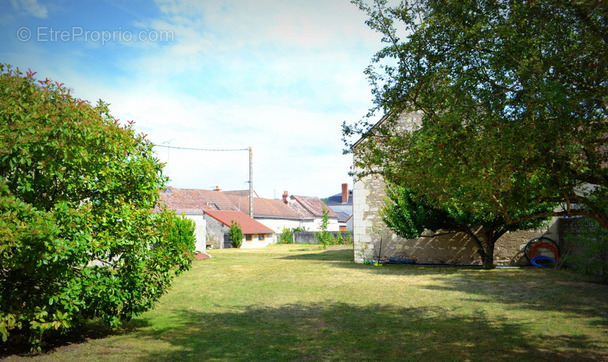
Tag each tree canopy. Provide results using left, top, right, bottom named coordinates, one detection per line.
left=382, top=184, right=551, bottom=268
left=0, top=65, right=195, bottom=349
left=345, top=0, right=608, bottom=228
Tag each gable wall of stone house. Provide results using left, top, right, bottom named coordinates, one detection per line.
left=204, top=215, right=228, bottom=249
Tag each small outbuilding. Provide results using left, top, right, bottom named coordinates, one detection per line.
left=203, top=209, right=276, bottom=248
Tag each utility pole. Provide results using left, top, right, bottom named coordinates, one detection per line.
left=249, top=147, right=253, bottom=218
left=152, top=144, right=252, bottom=215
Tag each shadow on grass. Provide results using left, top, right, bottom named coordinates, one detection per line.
left=0, top=318, right=139, bottom=358
left=125, top=302, right=604, bottom=361
left=284, top=248, right=608, bottom=329
left=281, top=248, right=483, bottom=277
left=421, top=270, right=608, bottom=329
left=280, top=246, right=355, bottom=263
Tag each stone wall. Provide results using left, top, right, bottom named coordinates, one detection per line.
left=204, top=215, right=228, bottom=249
left=352, top=173, right=546, bottom=265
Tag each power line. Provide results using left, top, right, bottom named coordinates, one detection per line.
left=154, top=143, right=255, bottom=218
left=154, top=144, right=249, bottom=152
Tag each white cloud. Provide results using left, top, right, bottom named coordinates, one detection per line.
left=85, top=84, right=362, bottom=198
left=1, top=0, right=380, bottom=198
left=10, top=0, right=48, bottom=18
left=101, top=0, right=381, bottom=197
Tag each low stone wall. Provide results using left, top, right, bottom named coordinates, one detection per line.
left=356, top=227, right=541, bottom=266
left=352, top=173, right=546, bottom=265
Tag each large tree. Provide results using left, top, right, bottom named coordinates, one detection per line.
left=345, top=0, right=608, bottom=228
left=382, top=185, right=552, bottom=268
left=0, top=65, right=195, bottom=349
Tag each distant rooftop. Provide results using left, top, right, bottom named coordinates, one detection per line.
left=159, top=187, right=334, bottom=220
left=326, top=187, right=353, bottom=206
left=203, top=210, right=274, bottom=234
left=290, top=195, right=338, bottom=218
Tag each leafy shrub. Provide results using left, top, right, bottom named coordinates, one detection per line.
left=345, top=232, right=353, bottom=244
left=169, top=215, right=197, bottom=253
left=228, top=221, right=243, bottom=248
left=336, top=231, right=344, bottom=244
left=316, top=209, right=335, bottom=248
left=0, top=65, right=195, bottom=350
left=280, top=227, right=294, bottom=244
left=563, top=218, right=608, bottom=279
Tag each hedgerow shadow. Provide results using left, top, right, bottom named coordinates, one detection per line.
left=128, top=302, right=604, bottom=361
left=0, top=318, right=139, bottom=358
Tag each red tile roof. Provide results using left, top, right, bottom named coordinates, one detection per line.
left=249, top=197, right=312, bottom=220
left=290, top=195, right=338, bottom=218
left=158, top=187, right=236, bottom=213
left=204, top=210, right=275, bottom=234
left=158, top=187, right=316, bottom=220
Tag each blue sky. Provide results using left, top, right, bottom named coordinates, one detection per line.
left=1, top=0, right=382, bottom=199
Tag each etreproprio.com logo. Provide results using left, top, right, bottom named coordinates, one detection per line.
left=17, top=26, right=175, bottom=45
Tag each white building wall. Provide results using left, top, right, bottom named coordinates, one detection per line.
left=255, top=218, right=305, bottom=233
left=302, top=217, right=340, bottom=232
left=184, top=214, right=207, bottom=252
left=240, top=234, right=277, bottom=248
left=254, top=217, right=339, bottom=232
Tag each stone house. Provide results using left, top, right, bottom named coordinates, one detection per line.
left=204, top=209, right=276, bottom=248
left=351, top=112, right=548, bottom=265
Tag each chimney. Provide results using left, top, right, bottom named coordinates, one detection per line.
left=213, top=186, right=221, bottom=191
left=282, top=191, right=289, bottom=204
left=341, top=183, right=348, bottom=203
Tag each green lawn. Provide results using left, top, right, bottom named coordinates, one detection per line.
left=9, top=244, right=608, bottom=361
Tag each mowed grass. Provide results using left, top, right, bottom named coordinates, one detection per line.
left=9, top=244, right=608, bottom=361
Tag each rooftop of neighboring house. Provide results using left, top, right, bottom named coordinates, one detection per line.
left=290, top=195, right=339, bottom=219
left=158, top=187, right=328, bottom=220
left=334, top=211, right=352, bottom=224
left=203, top=210, right=275, bottom=235
left=326, top=183, right=353, bottom=206
left=250, top=196, right=312, bottom=220
left=158, top=187, right=236, bottom=214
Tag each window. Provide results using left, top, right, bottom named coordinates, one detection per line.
left=258, top=234, right=265, bottom=241
left=245, top=235, right=252, bottom=241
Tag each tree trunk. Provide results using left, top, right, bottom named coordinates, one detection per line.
left=481, top=232, right=498, bottom=269
left=481, top=242, right=495, bottom=269
left=465, top=227, right=497, bottom=269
